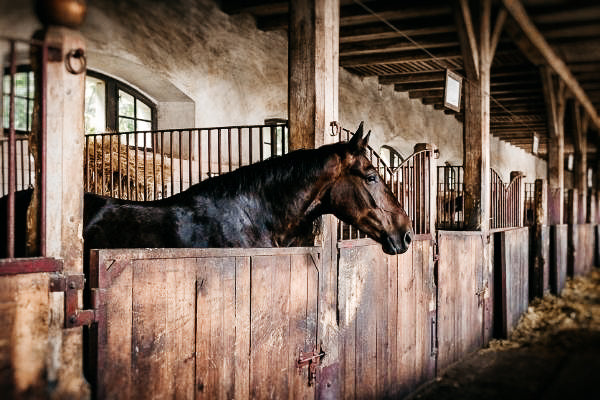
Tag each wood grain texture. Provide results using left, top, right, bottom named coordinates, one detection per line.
left=550, top=225, right=568, bottom=294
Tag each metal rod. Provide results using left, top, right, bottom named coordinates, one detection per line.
left=7, top=40, right=16, bottom=258
left=178, top=130, right=183, bottom=193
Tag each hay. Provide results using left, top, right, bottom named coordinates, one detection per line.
left=85, top=135, right=172, bottom=200
left=487, top=269, right=600, bottom=351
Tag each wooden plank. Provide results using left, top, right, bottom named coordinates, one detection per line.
left=250, top=255, right=291, bottom=398
left=234, top=257, right=250, bottom=400
left=167, top=258, right=196, bottom=399
left=376, top=246, right=389, bottom=398
left=0, top=273, right=49, bottom=399
left=96, top=255, right=132, bottom=400
left=386, top=253, right=399, bottom=397
left=397, top=243, right=415, bottom=395
left=131, top=259, right=169, bottom=399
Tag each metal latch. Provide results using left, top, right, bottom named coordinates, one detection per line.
left=50, top=273, right=97, bottom=329
left=296, top=344, right=325, bottom=387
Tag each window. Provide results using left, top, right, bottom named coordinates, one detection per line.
left=2, top=69, right=34, bottom=133
left=380, top=145, right=403, bottom=171
left=3, top=68, right=156, bottom=143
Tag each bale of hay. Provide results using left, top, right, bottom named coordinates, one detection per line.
left=85, top=135, right=172, bottom=200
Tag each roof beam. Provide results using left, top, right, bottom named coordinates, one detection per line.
left=501, top=0, right=600, bottom=131
left=454, top=0, right=480, bottom=79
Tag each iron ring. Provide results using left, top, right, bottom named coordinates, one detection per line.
left=65, top=48, right=86, bottom=75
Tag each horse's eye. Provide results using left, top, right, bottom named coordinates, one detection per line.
left=366, top=175, right=378, bottom=183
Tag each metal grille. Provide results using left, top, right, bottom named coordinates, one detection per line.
left=523, top=182, right=535, bottom=226
left=436, top=165, right=464, bottom=230
left=490, top=169, right=523, bottom=229
left=84, top=123, right=288, bottom=200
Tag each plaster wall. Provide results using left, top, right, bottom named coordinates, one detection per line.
left=0, top=0, right=547, bottom=182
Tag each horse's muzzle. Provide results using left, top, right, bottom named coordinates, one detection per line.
left=383, top=230, right=412, bottom=255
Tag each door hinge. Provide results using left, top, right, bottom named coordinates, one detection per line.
left=296, top=344, right=325, bottom=387
left=430, top=316, right=438, bottom=357
left=49, top=273, right=98, bottom=329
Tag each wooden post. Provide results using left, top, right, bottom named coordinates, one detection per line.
left=567, top=188, right=578, bottom=276
left=31, top=26, right=88, bottom=397
left=530, top=179, right=547, bottom=298
left=571, top=102, right=587, bottom=224
left=457, top=0, right=492, bottom=231
left=540, top=67, right=567, bottom=225
left=288, top=1, right=340, bottom=396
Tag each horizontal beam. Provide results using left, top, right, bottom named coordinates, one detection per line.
left=340, top=34, right=459, bottom=56
left=378, top=70, right=446, bottom=85
left=340, top=47, right=461, bottom=67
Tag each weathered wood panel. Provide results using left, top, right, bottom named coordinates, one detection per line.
left=337, top=238, right=435, bottom=399
left=437, top=231, right=491, bottom=372
left=575, top=224, right=595, bottom=276
left=497, top=227, right=530, bottom=338
left=92, top=247, right=320, bottom=400
left=549, top=224, right=568, bottom=294
left=596, top=225, right=600, bottom=268
left=0, top=272, right=50, bottom=399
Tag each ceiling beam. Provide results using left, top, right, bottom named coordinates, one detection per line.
left=378, top=70, right=447, bottom=85
left=453, top=0, right=479, bottom=79
left=501, top=0, right=600, bottom=131
left=340, top=47, right=461, bottom=67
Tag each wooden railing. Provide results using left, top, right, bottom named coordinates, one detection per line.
left=490, top=169, right=523, bottom=229
left=0, top=135, right=34, bottom=196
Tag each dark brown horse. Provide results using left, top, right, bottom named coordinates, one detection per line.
left=2, top=123, right=413, bottom=257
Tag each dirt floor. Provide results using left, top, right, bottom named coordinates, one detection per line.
left=407, top=268, right=600, bottom=400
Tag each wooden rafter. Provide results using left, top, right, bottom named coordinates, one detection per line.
left=502, top=0, right=600, bottom=132
left=454, top=0, right=480, bottom=79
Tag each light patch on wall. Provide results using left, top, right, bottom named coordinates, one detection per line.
left=532, top=134, right=539, bottom=155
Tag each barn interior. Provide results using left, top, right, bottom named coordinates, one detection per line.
left=0, top=0, right=599, bottom=399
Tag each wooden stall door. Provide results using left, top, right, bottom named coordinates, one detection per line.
left=437, top=231, right=492, bottom=372
left=91, top=248, right=320, bottom=400
left=550, top=225, right=568, bottom=294
left=337, top=238, right=436, bottom=399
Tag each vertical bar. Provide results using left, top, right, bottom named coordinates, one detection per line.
left=101, top=135, right=106, bottom=196
left=134, top=131, right=138, bottom=200
left=188, top=129, right=192, bottom=186
left=126, top=132, right=130, bottom=199
left=160, top=131, right=165, bottom=197
left=208, top=129, right=212, bottom=178
left=238, top=128, right=242, bottom=168
left=19, top=139, right=24, bottom=191
left=109, top=134, right=114, bottom=196
left=153, top=132, right=157, bottom=200
left=117, top=134, right=122, bottom=199
left=218, top=128, right=222, bottom=175
left=40, top=41, right=48, bottom=256
left=248, top=127, right=253, bottom=164
left=178, top=130, right=183, bottom=193
left=170, top=130, right=174, bottom=195
left=259, top=126, right=264, bottom=161
left=144, top=131, right=148, bottom=199
left=7, top=40, right=16, bottom=257
left=227, top=128, right=232, bottom=172
left=197, top=130, right=202, bottom=183
left=84, top=136, right=89, bottom=192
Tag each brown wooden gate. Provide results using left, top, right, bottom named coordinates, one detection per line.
left=337, top=237, right=436, bottom=398
left=90, top=247, right=320, bottom=400
left=436, top=231, right=493, bottom=371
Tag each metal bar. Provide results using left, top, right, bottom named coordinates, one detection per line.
left=218, top=128, right=222, bottom=175
left=19, top=139, right=24, bottom=191
left=248, top=127, right=253, bottom=164
left=143, top=132, right=147, bottom=199
left=161, top=131, right=165, bottom=197
left=109, top=134, right=113, bottom=196
left=259, top=126, right=264, bottom=161
left=0, top=257, right=63, bottom=276
left=169, top=130, right=173, bottom=195
left=178, top=130, right=183, bottom=193
left=188, top=129, right=192, bottom=186
left=197, top=130, right=202, bottom=183
left=208, top=129, right=212, bottom=178
left=7, top=40, right=16, bottom=258
left=153, top=132, right=157, bottom=200
left=238, top=128, right=242, bottom=168
left=40, top=41, right=48, bottom=255
left=227, top=128, right=232, bottom=172
left=117, top=134, right=121, bottom=199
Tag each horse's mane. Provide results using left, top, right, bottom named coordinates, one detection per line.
left=179, top=141, right=350, bottom=199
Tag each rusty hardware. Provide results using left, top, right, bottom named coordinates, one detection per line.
left=297, top=344, right=325, bottom=387
left=430, top=317, right=438, bottom=357
left=50, top=273, right=97, bottom=328
left=65, top=48, right=86, bottom=74
left=475, top=281, right=489, bottom=308
left=329, top=121, right=341, bottom=136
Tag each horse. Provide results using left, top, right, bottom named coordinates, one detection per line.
left=1, top=122, right=413, bottom=257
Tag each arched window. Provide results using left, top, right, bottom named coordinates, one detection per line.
left=2, top=67, right=156, bottom=140
left=380, top=145, right=404, bottom=170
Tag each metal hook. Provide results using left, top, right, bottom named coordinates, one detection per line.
left=65, top=48, right=86, bottom=75
left=329, top=121, right=341, bottom=137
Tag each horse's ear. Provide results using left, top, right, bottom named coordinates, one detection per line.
left=349, top=121, right=365, bottom=154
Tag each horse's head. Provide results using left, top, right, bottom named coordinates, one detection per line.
left=325, top=122, right=413, bottom=255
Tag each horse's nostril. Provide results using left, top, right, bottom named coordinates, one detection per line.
left=404, top=231, right=413, bottom=246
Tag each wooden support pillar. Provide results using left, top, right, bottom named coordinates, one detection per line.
left=289, top=0, right=339, bottom=150
left=457, top=0, right=493, bottom=231
left=288, top=1, right=340, bottom=396
left=571, top=102, right=587, bottom=224
left=567, top=188, right=578, bottom=276
left=31, top=26, right=88, bottom=397
left=530, top=179, right=548, bottom=298
left=540, top=67, right=566, bottom=225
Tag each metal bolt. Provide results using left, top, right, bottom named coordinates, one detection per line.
left=69, top=315, right=77, bottom=324
left=69, top=281, right=76, bottom=289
